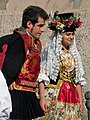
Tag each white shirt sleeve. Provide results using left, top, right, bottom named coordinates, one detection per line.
left=37, top=73, right=50, bottom=86
left=0, top=70, right=12, bottom=120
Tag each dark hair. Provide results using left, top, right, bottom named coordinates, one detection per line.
left=22, top=5, right=49, bottom=28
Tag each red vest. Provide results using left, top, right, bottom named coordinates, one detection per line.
left=15, top=32, right=42, bottom=92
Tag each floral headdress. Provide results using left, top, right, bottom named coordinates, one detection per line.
left=48, top=11, right=83, bottom=33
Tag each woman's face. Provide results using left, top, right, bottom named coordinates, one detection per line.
left=62, top=32, right=74, bottom=49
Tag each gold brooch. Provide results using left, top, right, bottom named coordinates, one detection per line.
left=66, top=85, right=70, bottom=89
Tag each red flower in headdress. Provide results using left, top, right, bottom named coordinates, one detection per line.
left=52, top=20, right=60, bottom=24
left=77, top=21, right=83, bottom=27
left=64, top=20, right=73, bottom=26
left=74, top=19, right=79, bottom=26
left=74, top=19, right=83, bottom=27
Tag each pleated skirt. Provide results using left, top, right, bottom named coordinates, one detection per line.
left=10, top=90, right=44, bottom=120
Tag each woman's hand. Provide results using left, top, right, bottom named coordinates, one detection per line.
left=76, top=84, right=83, bottom=113
left=40, top=98, right=47, bottom=113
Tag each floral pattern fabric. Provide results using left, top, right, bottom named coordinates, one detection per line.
left=39, top=87, right=81, bottom=120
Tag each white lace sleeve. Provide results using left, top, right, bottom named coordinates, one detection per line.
left=76, top=50, right=86, bottom=86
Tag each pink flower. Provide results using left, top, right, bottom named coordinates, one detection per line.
left=67, top=20, right=73, bottom=25
left=74, top=19, right=78, bottom=23
left=52, top=20, right=60, bottom=24
left=74, top=19, right=83, bottom=27
left=64, top=20, right=73, bottom=26
left=77, top=21, right=83, bottom=27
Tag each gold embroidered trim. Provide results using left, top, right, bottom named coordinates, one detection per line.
left=14, top=83, right=36, bottom=92
left=47, top=80, right=62, bottom=88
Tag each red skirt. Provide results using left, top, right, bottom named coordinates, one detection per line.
left=58, top=81, right=80, bottom=104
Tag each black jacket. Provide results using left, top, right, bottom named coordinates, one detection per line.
left=0, top=31, right=25, bottom=86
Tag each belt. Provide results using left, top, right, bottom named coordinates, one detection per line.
left=47, top=80, right=62, bottom=89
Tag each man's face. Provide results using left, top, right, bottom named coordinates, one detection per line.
left=27, top=17, right=45, bottom=39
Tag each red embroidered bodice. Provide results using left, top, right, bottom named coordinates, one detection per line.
left=15, top=33, right=42, bottom=92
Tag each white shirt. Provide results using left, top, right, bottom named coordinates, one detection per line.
left=0, top=70, right=12, bottom=120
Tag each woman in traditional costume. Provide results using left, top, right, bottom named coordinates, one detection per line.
left=40, top=12, right=86, bottom=120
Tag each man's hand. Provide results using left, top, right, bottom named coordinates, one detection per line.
left=9, top=82, right=15, bottom=90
